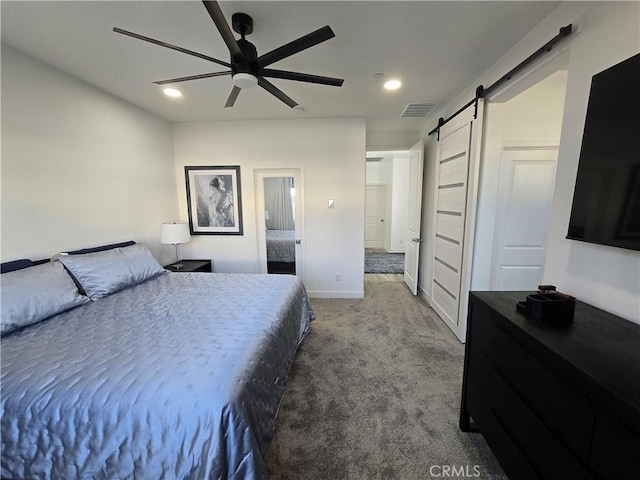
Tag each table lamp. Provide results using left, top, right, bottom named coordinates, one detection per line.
left=161, top=222, right=191, bottom=269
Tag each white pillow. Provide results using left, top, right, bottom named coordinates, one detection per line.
left=59, top=243, right=165, bottom=300
left=1, top=261, right=90, bottom=336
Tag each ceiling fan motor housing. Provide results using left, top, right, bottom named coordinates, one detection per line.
left=233, top=38, right=258, bottom=75
left=231, top=12, right=253, bottom=36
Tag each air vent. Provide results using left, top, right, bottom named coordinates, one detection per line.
left=400, top=102, right=439, bottom=118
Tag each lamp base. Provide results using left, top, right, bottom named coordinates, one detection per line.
left=172, top=243, right=182, bottom=269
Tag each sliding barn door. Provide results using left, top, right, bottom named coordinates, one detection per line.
left=431, top=102, right=484, bottom=342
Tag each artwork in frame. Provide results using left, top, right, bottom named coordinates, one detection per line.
left=185, top=166, right=243, bottom=235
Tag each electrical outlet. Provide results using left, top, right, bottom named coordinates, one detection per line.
left=335, top=273, right=341, bottom=282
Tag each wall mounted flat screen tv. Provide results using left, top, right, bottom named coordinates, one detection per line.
left=566, top=52, right=640, bottom=251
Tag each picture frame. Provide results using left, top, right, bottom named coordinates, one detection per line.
left=185, top=165, right=243, bottom=235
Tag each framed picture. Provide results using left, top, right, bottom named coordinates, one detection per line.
left=185, top=165, right=243, bottom=235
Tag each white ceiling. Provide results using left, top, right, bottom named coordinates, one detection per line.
left=1, top=1, right=560, bottom=137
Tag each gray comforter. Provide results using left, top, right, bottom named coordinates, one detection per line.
left=1, top=272, right=313, bottom=480
left=265, top=230, right=295, bottom=263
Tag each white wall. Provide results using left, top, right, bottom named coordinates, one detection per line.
left=543, top=2, right=640, bottom=324
left=1, top=46, right=178, bottom=263
left=367, top=130, right=418, bottom=151
left=419, top=2, right=640, bottom=324
left=172, top=118, right=366, bottom=298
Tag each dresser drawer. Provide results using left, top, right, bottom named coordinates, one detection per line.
left=470, top=304, right=595, bottom=463
left=590, top=409, right=640, bottom=480
left=467, top=346, right=588, bottom=480
left=466, top=377, right=541, bottom=480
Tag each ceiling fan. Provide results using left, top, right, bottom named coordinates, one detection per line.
left=113, top=0, right=344, bottom=108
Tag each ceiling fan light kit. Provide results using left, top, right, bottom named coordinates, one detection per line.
left=232, top=73, right=258, bottom=89
left=114, top=0, right=344, bottom=108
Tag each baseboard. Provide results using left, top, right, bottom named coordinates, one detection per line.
left=308, top=290, right=364, bottom=299
left=385, top=249, right=404, bottom=254
left=418, top=283, right=431, bottom=305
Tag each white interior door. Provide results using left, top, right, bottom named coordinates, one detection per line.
left=430, top=101, right=484, bottom=342
left=403, top=141, right=424, bottom=295
left=491, top=146, right=558, bottom=290
left=365, top=185, right=385, bottom=248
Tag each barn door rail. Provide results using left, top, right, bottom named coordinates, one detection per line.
left=429, top=24, right=573, bottom=139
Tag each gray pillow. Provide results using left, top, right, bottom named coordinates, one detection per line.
left=1, top=261, right=90, bottom=336
left=59, top=243, right=165, bottom=300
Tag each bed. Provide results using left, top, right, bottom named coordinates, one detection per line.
left=1, top=242, right=313, bottom=479
left=265, top=230, right=295, bottom=274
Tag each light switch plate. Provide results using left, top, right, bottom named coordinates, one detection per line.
left=328, top=199, right=335, bottom=209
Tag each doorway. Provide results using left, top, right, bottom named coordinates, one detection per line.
left=365, top=184, right=386, bottom=249
left=472, top=69, right=568, bottom=292
left=254, top=169, right=303, bottom=277
left=364, top=151, right=410, bottom=276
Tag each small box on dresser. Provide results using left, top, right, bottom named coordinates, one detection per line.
left=460, top=291, right=640, bottom=480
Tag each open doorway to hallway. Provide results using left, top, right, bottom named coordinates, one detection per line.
left=364, top=151, right=409, bottom=274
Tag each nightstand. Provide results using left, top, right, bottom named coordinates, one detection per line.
left=164, top=259, right=212, bottom=273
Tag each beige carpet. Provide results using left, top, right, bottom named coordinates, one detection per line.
left=265, top=275, right=508, bottom=479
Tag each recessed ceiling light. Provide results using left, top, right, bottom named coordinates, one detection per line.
left=163, top=88, right=182, bottom=98
left=384, top=79, right=402, bottom=90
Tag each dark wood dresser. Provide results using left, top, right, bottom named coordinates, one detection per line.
left=460, top=291, right=640, bottom=480
left=163, top=259, right=212, bottom=273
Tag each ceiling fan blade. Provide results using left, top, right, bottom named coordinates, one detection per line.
left=154, top=71, right=231, bottom=85
left=258, top=78, right=298, bottom=108
left=261, top=69, right=344, bottom=87
left=201, top=1, right=244, bottom=62
left=113, top=27, right=231, bottom=68
left=225, top=86, right=241, bottom=108
left=257, top=26, right=335, bottom=67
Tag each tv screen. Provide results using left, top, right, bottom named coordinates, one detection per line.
left=567, top=52, right=640, bottom=251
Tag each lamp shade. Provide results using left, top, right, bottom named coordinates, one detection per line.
left=161, top=223, right=191, bottom=245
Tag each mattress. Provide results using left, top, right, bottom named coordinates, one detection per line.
left=1, top=272, right=313, bottom=479
left=266, top=230, right=295, bottom=263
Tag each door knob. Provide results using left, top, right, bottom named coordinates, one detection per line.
left=295, top=239, right=301, bottom=245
